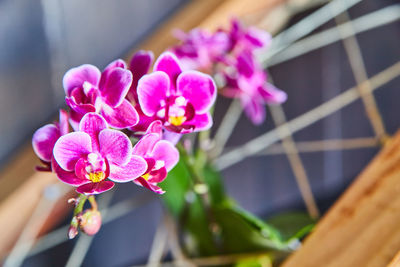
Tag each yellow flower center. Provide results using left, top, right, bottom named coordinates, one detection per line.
left=88, top=172, right=105, bottom=183
left=168, top=116, right=186, bottom=126
left=142, top=173, right=150, bottom=181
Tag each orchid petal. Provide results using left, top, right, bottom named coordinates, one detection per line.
left=100, top=68, right=132, bottom=107
left=58, top=110, right=69, bottom=136
left=151, top=140, right=179, bottom=171
left=186, top=113, right=213, bottom=132
left=148, top=167, right=167, bottom=183
left=162, top=131, right=182, bottom=145
left=145, top=120, right=163, bottom=135
left=128, top=50, right=154, bottom=101
left=77, top=181, right=114, bottom=195
left=109, top=155, right=147, bottom=182
left=65, top=97, right=96, bottom=117
left=177, top=71, right=216, bottom=113
left=100, top=99, right=139, bottom=129
left=53, top=132, right=92, bottom=171
left=99, top=129, right=132, bottom=166
left=63, top=64, right=101, bottom=96
left=154, top=52, right=182, bottom=90
left=132, top=133, right=160, bottom=157
left=32, top=124, right=60, bottom=162
left=242, top=98, right=265, bottom=125
left=137, top=72, right=169, bottom=116
left=79, top=113, right=108, bottom=152
left=99, top=59, right=127, bottom=91
left=259, top=83, right=287, bottom=104
left=134, top=177, right=165, bottom=194
left=52, top=159, right=87, bottom=186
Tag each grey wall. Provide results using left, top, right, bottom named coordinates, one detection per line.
left=0, top=0, right=187, bottom=167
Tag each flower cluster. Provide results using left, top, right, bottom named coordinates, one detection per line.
left=172, top=18, right=287, bottom=124
left=33, top=52, right=216, bottom=195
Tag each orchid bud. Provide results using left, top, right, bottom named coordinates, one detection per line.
left=68, top=216, right=79, bottom=239
left=79, top=209, right=102, bottom=236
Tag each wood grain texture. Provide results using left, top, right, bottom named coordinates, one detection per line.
left=282, top=132, right=400, bottom=267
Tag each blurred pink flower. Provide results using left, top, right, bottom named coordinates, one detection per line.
left=222, top=50, right=287, bottom=124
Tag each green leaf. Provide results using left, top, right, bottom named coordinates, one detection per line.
left=160, top=153, right=218, bottom=256
left=159, top=159, right=191, bottom=217
left=235, top=254, right=273, bottom=267
left=265, top=211, right=315, bottom=242
left=212, top=204, right=289, bottom=254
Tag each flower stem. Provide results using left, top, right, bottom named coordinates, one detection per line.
left=73, top=194, right=88, bottom=216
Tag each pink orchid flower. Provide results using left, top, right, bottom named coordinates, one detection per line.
left=228, top=18, right=272, bottom=54
left=172, top=28, right=230, bottom=71
left=53, top=113, right=147, bottom=195
left=222, top=50, right=287, bottom=125
left=32, top=110, right=69, bottom=171
left=132, top=121, right=179, bottom=194
left=137, top=52, right=216, bottom=134
left=63, top=59, right=138, bottom=130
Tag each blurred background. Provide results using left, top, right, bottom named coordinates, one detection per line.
left=0, top=0, right=399, bottom=266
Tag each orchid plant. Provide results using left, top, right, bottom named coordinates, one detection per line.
left=32, top=19, right=313, bottom=263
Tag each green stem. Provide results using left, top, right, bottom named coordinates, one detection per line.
left=73, top=194, right=88, bottom=216
left=88, top=195, right=98, bottom=210
left=176, top=143, right=222, bottom=253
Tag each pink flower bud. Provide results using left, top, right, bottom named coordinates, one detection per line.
left=68, top=216, right=79, bottom=239
left=79, top=209, right=102, bottom=236
left=68, top=225, right=79, bottom=239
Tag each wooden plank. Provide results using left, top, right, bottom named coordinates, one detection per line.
left=282, top=132, right=400, bottom=267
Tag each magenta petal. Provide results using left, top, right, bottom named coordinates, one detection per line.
left=162, top=131, right=182, bottom=145
left=109, top=155, right=147, bottom=183
left=77, top=181, right=114, bottom=195
left=259, top=84, right=287, bottom=104
left=242, top=98, right=265, bottom=125
left=99, top=59, right=127, bottom=91
left=79, top=113, right=108, bottom=152
left=65, top=97, right=96, bottom=116
left=129, top=50, right=154, bottom=95
left=236, top=50, right=255, bottom=77
left=32, top=124, right=60, bottom=162
left=149, top=167, right=167, bottom=183
left=74, top=158, right=88, bottom=180
left=104, top=59, right=127, bottom=71
left=100, top=99, right=139, bottom=129
left=53, top=132, right=92, bottom=171
left=52, top=159, right=87, bottom=186
left=100, top=68, right=132, bottom=107
left=58, top=109, right=69, bottom=136
left=137, top=72, right=169, bottom=116
left=132, top=133, right=160, bottom=157
left=151, top=140, right=179, bottom=171
left=145, top=120, right=163, bottom=135
left=134, top=177, right=165, bottom=194
left=153, top=52, right=182, bottom=89
left=177, top=71, right=216, bottom=113
left=187, top=113, right=213, bottom=131
left=99, top=129, right=132, bottom=166
left=63, top=64, right=101, bottom=96
left=246, top=27, right=272, bottom=48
